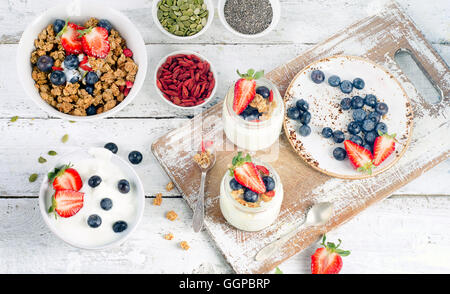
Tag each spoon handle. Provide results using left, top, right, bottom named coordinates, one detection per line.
left=192, top=171, right=207, bottom=232
left=255, top=222, right=308, bottom=261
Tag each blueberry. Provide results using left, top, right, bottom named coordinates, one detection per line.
left=244, top=112, right=260, bottom=122
left=351, top=96, right=364, bottom=109
left=100, top=198, right=113, bottom=211
left=98, top=19, right=113, bottom=34
left=363, top=144, right=372, bottom=152
left=88, top=175, right=102, bottom=188
left=340, top=80, right=353, bottom=94
left=311, top=70, right=325, bottom=84
left=37, top=55, right=54, bottom=72
left=287, top=107, right=300, bottom=120
left=85, top=71, right=99, bottom=86
left=299, top=111, right=311, bottom=125
left=367, top=111, right=381, bottom=124
left=118, top=179, right=130, bottom=194
left=321, top=127, right=333, bottom=138
left=296, top=99, right=309, bottom=112
left=347, top=121, right=361, bottom=135
left=69, top=75, right=80, bottom=84
left=262, top=176, right=275, bottom=191
left=298, top=124, right=311, bottom=137
left=229, top=178, right=243, bottom=190
left=256, top=86, right=270, bottom=99
left=85, top=85, right=94, bottom=95
left=333, top=147, right=347, bottom=161
left=361, top=119, right=376, bottom=132
left=104, top=142, right=118, bottom=154
left=352, top=78, right=365, bottom=90
left=243, top=189, right=259, bottom=203
left=53, top=19, right=66, bottom=34
left=352, top=109, right=367, bottom=122
left=86, top=105, right=97, bottom=116
left=364, top=131, right=378, bottom=145
left=340, top=98, right=352, bottom=110
left=364, top=94, right=377, bottom=107
left=332, top=130, right=345, bottom=143
left=64, top=54, right=79, bottom=69
left=128, top=151, right=143, bottom=165
left=50, top=70, right=66, bottom=85
left=375, top=122, right=388, bottom=134
left=87, top=214, right=102, bottom=228
left=350, top=135, right=363, bottom=146
left=112, top=221, right=128, bottom=233
left=241, top=106, right=260, bottom=121
left=328, top=75, right=341, bottom=87
left=375, top=102, right=389, bottom=115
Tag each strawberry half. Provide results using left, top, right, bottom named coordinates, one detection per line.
left=48, top=165, right=83, bottom=191
left=372, top=132, right=396, bottom=166
left=311, top=235, right=350, bottom=274
left=344, top=140, right=373, bottom=174
left=59, top=22, right=83, bottom=54
left=229, top=152, right=266, bottom=194
left=48, top=190, right=84, bottom=218
left=80, top=27, right=110, bottom=59
left=233, top=69, right=264, bottom=115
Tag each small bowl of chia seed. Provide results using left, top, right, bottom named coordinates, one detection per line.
left=152, top=0, right=214, bottom=40
left=218, top=0, right=280, bottom=38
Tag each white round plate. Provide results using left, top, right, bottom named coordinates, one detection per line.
left=283, top=55, right=413, bottom=179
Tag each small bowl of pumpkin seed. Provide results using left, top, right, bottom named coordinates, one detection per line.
left=152, top=0, right=213, bottom=40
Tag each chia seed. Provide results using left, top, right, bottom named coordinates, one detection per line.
left=224, top=0, right=273, bottom=35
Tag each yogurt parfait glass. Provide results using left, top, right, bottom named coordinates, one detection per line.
left=222, top=77, right=284, bottom=151
left=219, top=159, right=283, bottom=232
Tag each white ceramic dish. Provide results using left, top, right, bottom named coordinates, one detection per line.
left=154, top=50, right=217, bottom=110
left=284, top=55, right=413, bottom=179
left=152, top=0, right=214, bottom=40
left=217, top=0, right=280, bottom=39
left=17, top=0, right=147, bottom=121
left=38, top=148, right=145, bottom=249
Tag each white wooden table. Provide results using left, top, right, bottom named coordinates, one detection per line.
left=1, top=0, right=449, bottom=274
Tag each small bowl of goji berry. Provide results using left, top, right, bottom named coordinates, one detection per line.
left=154, top=50, right=217, bottom=109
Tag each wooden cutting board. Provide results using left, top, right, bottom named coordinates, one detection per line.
left=151, top=1, right=449, bottom=273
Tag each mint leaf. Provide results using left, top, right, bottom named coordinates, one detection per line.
left=274, top=267, right=283, bottom=274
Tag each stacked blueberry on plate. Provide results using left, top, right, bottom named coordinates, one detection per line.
left=286, top=98, right=312, bottom=136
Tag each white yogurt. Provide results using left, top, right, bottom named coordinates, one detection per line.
left=45, top=148, right=140, bottom=248
left=222, top=77, right=284, bottom=151
left=219, top=160, right=283, bottom=232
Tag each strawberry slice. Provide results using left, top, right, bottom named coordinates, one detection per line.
left=59, top=22, right=83, bottom=55
left=311, top=235, right=350, bottom=274
left=268, top=90, right=274, bottom=102
left=372, top=133, right=396, bottom=166
left=48, top=165, right=83, bottom=191
left=256, top=165, right=270, bottom=175
left=343, top=140, right=373, bottom=174
left=80, top=27, right=110, bottom=59
left=48, top=190, right=84, bottom=218
left=233, top=69, right=264, bottom=115
left=234, top=162, right=266, bottom=194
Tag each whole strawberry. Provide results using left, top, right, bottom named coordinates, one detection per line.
left=311, top=235, right=350, bottom=274
left=233, top=69, right=264, bottom=115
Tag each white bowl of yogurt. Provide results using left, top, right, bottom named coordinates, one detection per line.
left=219, top=159, right=283, bottom=232
left=222, top=77, right=284, bottom=151
left=38, top=147, right=145, bottom=249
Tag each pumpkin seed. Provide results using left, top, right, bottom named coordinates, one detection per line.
left=29, top=173, right=38, bottom=183
left=157, top=0, right=208, bottom=37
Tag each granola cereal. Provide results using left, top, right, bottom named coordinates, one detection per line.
left=180, top=241, right=190, bottom=250
left=166, top=182, right=174, bottom=192
left=30, top=18, right=138, bottom=116
left=163, top=233, right=174, bottom=240
left=249, top=93, right=277, bottom=121
left=166, top=210, right=178, bottom=221
left=153, top=193, right=163, bottom=206
left=193, top=150, right=212, bottom=169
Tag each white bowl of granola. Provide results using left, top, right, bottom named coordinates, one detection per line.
left=17, top=0, right=147, bottom=121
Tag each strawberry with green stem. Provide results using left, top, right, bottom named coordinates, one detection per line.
left=229, top=152, right=266, bottom=194
left=233, top=69, right=264, bottom=115
left=344, top=140, right=373, bottom=174
left=48, top=164, right=83, bottom=192
left=311, top=235, right=350, bottom=274
left=48, top=189, right=84, bottom=218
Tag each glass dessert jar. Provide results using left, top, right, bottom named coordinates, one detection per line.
left=219, top=159, right=283, bottom=232
left=222, top=77, right=284, bottom=151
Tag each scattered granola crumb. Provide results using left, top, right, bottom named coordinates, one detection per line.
left=164, top=233, right=174, bottom=240
left=166, top=181, right=174, bottom=191
left=166, top=210, right=178, bottom=221
left=153, top=193, right=162, bottom=206
left=180, top=241, right=190, bottom=250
